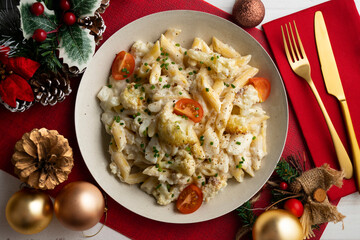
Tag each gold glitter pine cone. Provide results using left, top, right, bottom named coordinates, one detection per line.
left=12, top=128, right=74, bottom=190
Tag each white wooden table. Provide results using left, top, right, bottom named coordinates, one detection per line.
left=1, top=1, right=359, bottom=239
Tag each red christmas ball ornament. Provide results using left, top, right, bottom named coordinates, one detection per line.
left=60, top=0, right=71, bottom=11
left=31, top=2, right=44, bottom=16
left=63, top=12, right=76, bottom=26
left=279, top=182, right=288, bottom=190
left=284, top=198, right=304, bottom=218
left=32, top=29, right=47, bottom=42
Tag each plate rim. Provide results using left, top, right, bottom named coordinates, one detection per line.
left=74, top=9, right=289, bottom=224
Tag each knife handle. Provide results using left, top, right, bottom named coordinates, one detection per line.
left=308, top=81, right=353, bottom=179
left=340, top=100, right=360, bottom=190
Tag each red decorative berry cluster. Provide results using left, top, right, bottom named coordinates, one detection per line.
left=60, top=0, right=77, bottom=26
left=31, top=0, right=77, bottom=43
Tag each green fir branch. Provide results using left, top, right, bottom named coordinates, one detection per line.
left=275, top=159, right=300, bottom=183
left=236, top=201, right=257, bottom=227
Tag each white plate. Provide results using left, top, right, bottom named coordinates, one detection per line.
left=75, top=10, right=288, bottom=223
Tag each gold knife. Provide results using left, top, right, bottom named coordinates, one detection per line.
left=315, top=11, right=360, bottom=187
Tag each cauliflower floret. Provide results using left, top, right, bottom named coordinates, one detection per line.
left=202, top=175, right=228, bottom=202
left=143, top=166, right=172, bottom=183
left=233, top=85, right=260, bottom=115
left=152, top=183, right=179, bottom=205
left=225, top=109, right=269, bottom=134
left=172, top=150, right=196, bottom=176
left=119, top=83, right=145, bottom=110
left=157, top=102, right=198, bottom=146
left=144, top=137, right=164, bottom=164
left=130, top=40, right=154, bottom=59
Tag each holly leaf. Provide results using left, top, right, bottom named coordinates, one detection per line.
left=43, top=0, right=55, bottom=10
left=72, top=0, right=102, bottom=17
left=18, top=0, right=58, bottom=39
left=58, top=25, right=95, bottom=71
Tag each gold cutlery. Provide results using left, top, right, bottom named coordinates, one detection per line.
left=314, top=11, right=360, bottom=189
left=281, top=21, right=353, bottom=179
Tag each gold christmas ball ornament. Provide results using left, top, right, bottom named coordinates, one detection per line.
left=252, top=209, right=303, bottom=240
left=54, top=181, right=105, bottom=231
left=232, top=0, right=265, bottom=28
left=5, top=188, right=53, bottom=234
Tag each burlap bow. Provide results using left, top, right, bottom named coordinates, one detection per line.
left=290, top=164, right=345, bottom=239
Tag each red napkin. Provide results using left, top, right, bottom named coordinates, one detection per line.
left=263, top=0, right=360, bottom=200
left=0, top=1, right=331, bottom=240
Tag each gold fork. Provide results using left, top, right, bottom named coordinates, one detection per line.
left=281, top=21, right=353, bottom=179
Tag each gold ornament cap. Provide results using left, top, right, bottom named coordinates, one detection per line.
left=252, top=209, right=303, bottom=240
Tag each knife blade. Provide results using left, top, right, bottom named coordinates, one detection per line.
left=315, top=11, right=360, bottom=191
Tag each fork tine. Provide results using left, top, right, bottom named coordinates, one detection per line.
left=281, top=25, right=293, bottom=64
left=284, top=23, right=297, bottom=62
left=292, top=21, right=306, bottom=59
left=288, top=22, right=301, bottom=60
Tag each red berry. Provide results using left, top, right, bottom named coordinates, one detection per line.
left=31, top=2, right=44, bottom=16
left=63, top=12, right=76, bottom=26
left=279, top=182, right=288, bottom=190
left=284, top=199, right=304, bottom=218
left=33, top=29, right=47, bottom=42
left=60, top=0, right=71, bottom=11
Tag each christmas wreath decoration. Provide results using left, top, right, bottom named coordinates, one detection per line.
left=0, top=0, right=109, bottom=112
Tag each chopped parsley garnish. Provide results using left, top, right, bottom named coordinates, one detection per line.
left=114, top=116, right=121, bottom=123
left=205, top=88, right=209, bottom=92
left=236, top=141, right=241, bottom=145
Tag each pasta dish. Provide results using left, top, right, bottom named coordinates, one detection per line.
left=97, top=28, right=270, bottom=213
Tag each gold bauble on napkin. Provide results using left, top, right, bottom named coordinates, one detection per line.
left=12, top=128, right=74, bottom=190
left=54, top=181, right=105, bottom=231
left=6, top=188, right=53, bottom=234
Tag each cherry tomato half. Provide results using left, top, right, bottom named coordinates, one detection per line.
left=284, top=198, right=304, bottom=218
left=248, top=77, right=271, bottom=102
left=176, top=184, right=203, bottom=214
left=111, top=51, right=135, bottom=80
left=173, top=98, right=204, bottom=123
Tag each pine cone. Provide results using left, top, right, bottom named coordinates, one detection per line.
left=97, top=0, right=110, bottom=14
left=30, top=71, right=72, bottom=106
left=78, top=12, right=106, bottom=44
left=12, top=128, right=74, bottom=190
left=1, top=99, right=33, bottom=112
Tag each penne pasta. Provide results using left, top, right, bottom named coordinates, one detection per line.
left=99, top=29, right=269, bottom=207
